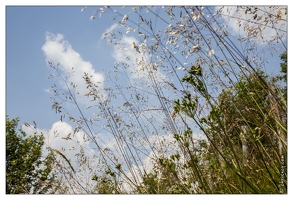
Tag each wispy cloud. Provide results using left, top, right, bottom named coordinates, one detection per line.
left=101, top=23, right=119, bottom=39
left=42, top=32, right=105, bottom=105
left=216, top=6, right=287, bottom=45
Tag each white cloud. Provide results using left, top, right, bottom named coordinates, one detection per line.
left=21, top=121, right=92, bottom=168
left=45, top=121, right=88, bottom=152
left=101, top=23, right=166, bottom=83
left=216, top=6, right=287, bottom=45
left=42, top=32, right=105, bottom=105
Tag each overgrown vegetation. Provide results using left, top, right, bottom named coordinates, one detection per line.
left=7, top=6, right=287, bottom=194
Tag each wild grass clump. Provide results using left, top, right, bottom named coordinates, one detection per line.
left=46, top=6, right=287, bottom=193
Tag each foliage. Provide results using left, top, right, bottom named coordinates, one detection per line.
left=279, top=52, right=287, bottom=82
left=277, top=52, right=287, bottom=101
left=6, top=116, right=57, bottom=194
left=91, top=171, right=121, bottom=194
left=172, top=66, right=287, bottom=193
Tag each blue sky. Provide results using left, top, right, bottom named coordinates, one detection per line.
left=6, top=6, right=116, bottom=128
left=3, top=3, right=290, bottom=195
left=6, top=6, right=194, bottom=184
left=5, top=4, right=288, bottom=156
left=6, top=5, right=288, bottom=130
